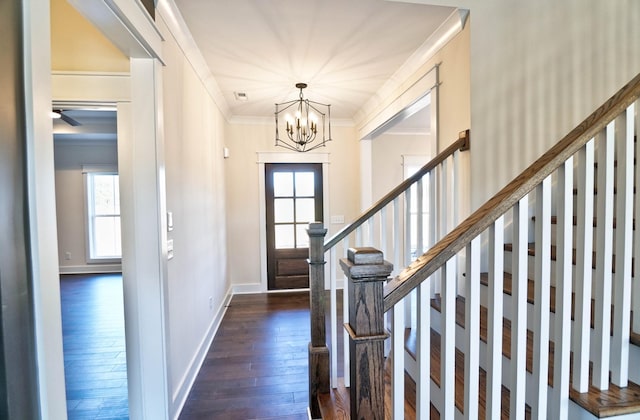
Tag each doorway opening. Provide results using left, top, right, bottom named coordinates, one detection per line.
left=52, top=106, right=128, bottom=418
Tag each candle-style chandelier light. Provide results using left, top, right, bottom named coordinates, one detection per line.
left=274, top=83, right=332, bottom=152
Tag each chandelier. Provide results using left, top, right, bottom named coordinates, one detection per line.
left=274, top=83, right=332, bottom=152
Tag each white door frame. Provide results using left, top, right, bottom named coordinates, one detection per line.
left=256, top=152, right=331, bottom=292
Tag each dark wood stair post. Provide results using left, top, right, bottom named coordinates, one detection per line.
left=308, top=222, right=329, bottom=418
left=340, top=247, right=393, bottom=419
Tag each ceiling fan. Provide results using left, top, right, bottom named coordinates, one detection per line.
left=52, top=110, right=82, bottom=126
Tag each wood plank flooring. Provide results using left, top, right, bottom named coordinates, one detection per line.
left=60, top=273, right=129, bottom=420
left=179, top=292, right=312, bottom=420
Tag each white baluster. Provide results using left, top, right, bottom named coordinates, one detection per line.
left=612, top=104, right=635, bottom=386
left=342, top=238, right=350, bottom=387
left=573, top=139, right=595, bottom=392
left=533, top=176, right=551, bottom=419
left=441, top=160, right=449, bottom=238
left=405, top=189, right=413, bottom=266
left=416, top=280, right=430, bottom=419
left=464, top=238, right=480, bottom=420
left=429, top=171, right=437, bottom=247
left=356, top=226, right=363, bottom=247
left=380, top=206, right=388, bottom=258
left=330, top=246, right=338, bottom=388
left=417, top=178, right=424, bottom=256
left=452, top=152, right=459, bottom=230
left=393, top=197, right=401, bottom=273
left=392, top=299, right=405, bottom=419
left=593, top=126, right=614, bottom=390
left=552, top=158, right=574, bottom=419
left=487, top=216, right=504, bottom=420
left=441, top=258, right=456, bottom=420
left=511, top=195, right=529, bottom=419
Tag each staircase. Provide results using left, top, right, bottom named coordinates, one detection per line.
left=308, top=72, right=640, bottom=419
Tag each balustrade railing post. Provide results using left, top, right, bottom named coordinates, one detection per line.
left=340, top=247, right=393, bottom=419
left=308, top=222, right=329, bottom=418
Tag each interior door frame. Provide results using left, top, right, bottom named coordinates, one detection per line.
left=257, top=152, right=330, bottom=293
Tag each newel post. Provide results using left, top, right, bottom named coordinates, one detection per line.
left=308, top=222, right=329, bottom=418
left=340, top=247, right=393, bottom=419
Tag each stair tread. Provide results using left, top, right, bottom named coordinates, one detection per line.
left=406, top=327, right=532, bottom=419
left=534, top=215, right=636, bottom=230
left=425, top=294, right=640, bottom=418
left=503, top=242, right=635, bottom=276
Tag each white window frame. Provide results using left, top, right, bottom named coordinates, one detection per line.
left=83, top=165, right=121, bottom=263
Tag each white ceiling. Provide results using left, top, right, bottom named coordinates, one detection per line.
left=171, top=0, right=455, bottom=122
left=54, top=0, right=456, bottom=141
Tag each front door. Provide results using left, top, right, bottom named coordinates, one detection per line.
left=265, top=163, right=323, bottom=290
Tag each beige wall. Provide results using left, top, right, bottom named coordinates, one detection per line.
left=54, top=141, right=119, bottom=272
left=410, top=0, right=640, bottom=209
left=50, top=0, right=128, bottom=72
left=224, top=123, right=360, bottom=289
left=158, top=15, right=230, bottom=415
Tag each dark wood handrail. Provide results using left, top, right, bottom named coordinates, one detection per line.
left=383, top=71, right=640, bottom=312
left=323, top=135, right=469, bottom=251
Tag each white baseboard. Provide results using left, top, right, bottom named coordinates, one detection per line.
left=59, top=264, right=122, bottom=274
left=171, top=286, right=233, bottom=420
left=232, top=282, right=263, bottom=294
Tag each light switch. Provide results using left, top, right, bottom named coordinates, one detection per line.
left=167, top=239, right=174, bottom=260
left=167, top=211, right=174, bottom=231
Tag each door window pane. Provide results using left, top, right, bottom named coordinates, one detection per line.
left=296, top=225, right=310, bottom=248
left=273, top=172, right=293, bottom=197
left=295, top=172, right=315, bottom=197
left=295, top=198, right=315, bottom=223
left=275, top=224, right=295, bottom=249
left=274, top=198, right=294, bottom=223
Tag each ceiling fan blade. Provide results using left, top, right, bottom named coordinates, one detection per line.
left=59, top=112, right=82, bottom=126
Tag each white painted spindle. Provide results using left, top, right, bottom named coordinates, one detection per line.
left=342, top=238, right=350, bottom=387
left=532, top=176, right=551, bottom=419
left=392, top=299, right=405, bottom=419
left=551, top=158, right=574, bottom=419
left=464, top=238, right=480, bottom=420
left=486, top=216, right=504, bottom=420
left=611, top=105, right=635, bottom=387
left=593, top=126, right=614, bottom=390
left=510, top=195, right=529, bottom=419
left=330, top=246, right=338, bottom=388
left=416, top=281, right=430, bottom=419
left=441, top=258, right=456, bottom=420
left=573, top=139, right=595, bottom=393
left=405, top=189, right=413, bottom=266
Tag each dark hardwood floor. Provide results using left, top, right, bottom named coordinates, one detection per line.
left=61, top=273, right=129, bottom=420
left=179, top=292, right=313, bottom=420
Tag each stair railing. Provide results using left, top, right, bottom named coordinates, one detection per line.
left=307, top=134, right=469, bottom=418
left=379, top=72, right=640, bottom=419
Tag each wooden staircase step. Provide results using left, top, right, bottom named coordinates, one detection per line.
left=533, top=215, right=636, bottom=230
left=429, top=295, right=554, bottom=385
left=404, top=327, right=532, bottom=419
left=503, top=242, right=635, bottom=276
left=428, top=294, right=640, bottom=418
left=317, top=379, right=350, bottom=420
left=478, top=272, right=640, bottom=347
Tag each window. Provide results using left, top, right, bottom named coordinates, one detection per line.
left=84, top=168, right=121, bottom=262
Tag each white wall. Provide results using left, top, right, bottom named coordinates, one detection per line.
left=157, top=15, right=231, bottom=417
left=403, top=0, right=640, bottom=210
left=224, top=123, right=360, bottom=290
left=54, top=141, right=120, bottom=273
